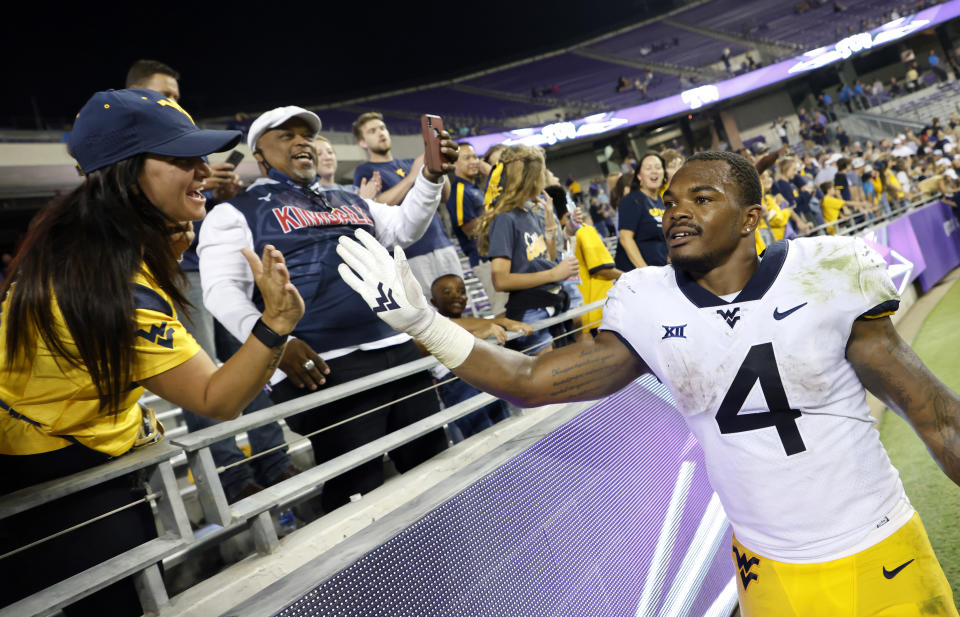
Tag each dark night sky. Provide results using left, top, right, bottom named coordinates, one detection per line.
left=3, top=1, right=674, bottom=128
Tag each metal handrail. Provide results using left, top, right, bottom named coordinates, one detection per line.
left=171, top=300, right=605, bottom=452
left=798, top=194, right=939, bottom=238
left=0, top=299, right=607, bottom=615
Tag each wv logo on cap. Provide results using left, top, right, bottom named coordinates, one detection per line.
left=156, top=98, right=195, bottom=125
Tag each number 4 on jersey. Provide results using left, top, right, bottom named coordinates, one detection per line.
left=715, top=343, right=807, bottom=456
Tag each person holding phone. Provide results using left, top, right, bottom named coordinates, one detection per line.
left=0, top=88, right=304, bottom=615
left=351, top=112, right=462, bottom=293
left=198, top=105, right=460, bottom=513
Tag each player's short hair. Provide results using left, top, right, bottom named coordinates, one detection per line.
left=457, top=141, right=474, bottom=151
left=687, top=151, right=763, bottom=207
left=818, top=181, right=834, bottom=194
left=352, top=112, right=384, bottom=141
left=125, top=59, right=179, bottom=88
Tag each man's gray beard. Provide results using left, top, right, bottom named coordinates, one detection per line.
left=290, top=166, right=318, bottom=183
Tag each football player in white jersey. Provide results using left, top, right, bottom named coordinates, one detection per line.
left=336, top=151, right=960, bottom=615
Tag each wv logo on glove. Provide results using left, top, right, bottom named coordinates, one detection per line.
left=373, top=282, right=400, bottom=313
left=336, top=228, right=436, bottom=337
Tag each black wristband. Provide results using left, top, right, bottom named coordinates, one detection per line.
left=251, top=317, right=289, bottom=349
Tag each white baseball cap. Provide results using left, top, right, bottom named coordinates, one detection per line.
left=851, top=157, right=866, bottom=168
left=247, top=106, right=321, bottom=152
left=814, top=169, right=836, bottom=185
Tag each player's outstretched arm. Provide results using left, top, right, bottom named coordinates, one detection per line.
left=336, top=229, right=646, bottom=407
left=846, top=316, right=960, bottom=486
left=451, top=331, right=645, bottom=407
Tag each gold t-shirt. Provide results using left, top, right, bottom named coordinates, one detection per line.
left=0, top=270, right=200, bottom=456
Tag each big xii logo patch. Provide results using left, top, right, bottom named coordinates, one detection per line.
left=661, top=324, right=687, bottom=340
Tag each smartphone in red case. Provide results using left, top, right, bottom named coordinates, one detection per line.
left=421, top=114, right=444, bottom=174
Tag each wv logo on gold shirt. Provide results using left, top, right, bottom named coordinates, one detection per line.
left=137, top=322, right=175, bottom=349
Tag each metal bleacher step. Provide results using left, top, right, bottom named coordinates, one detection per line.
left=141, top=393, right=315, bottom=505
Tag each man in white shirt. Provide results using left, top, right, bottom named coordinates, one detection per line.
left=198, top=106, right=459, bottom=513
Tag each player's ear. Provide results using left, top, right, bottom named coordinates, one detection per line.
left=742, top=204, right=763, bottom=235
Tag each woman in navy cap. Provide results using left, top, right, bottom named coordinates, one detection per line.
left=0, top=89, right=305, bottom=615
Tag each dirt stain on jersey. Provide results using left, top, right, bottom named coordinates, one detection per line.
left=662, top=347, right=725, bottom=416
left=790, top=242, right=860, bottom=303
left=919, top=595, right=952, bottom=615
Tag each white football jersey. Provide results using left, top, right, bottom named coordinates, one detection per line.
left=601, top=236, right=906, bottom=562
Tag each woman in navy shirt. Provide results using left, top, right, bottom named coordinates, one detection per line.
left=615, top=153, right=667, bottom=270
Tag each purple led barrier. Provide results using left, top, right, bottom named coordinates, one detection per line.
left=904, top=201, right=960, bottom=291
left=469, top=0, right=960, bottom=154
left=862, top=200, right=960, bottom=293
left=273, top=376, right=735, bottom=617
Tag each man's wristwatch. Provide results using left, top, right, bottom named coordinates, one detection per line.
left=250, top=317, right=289, bottom=349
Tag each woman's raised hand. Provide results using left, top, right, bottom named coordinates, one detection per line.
left=242, top=244, right=304, bottom=335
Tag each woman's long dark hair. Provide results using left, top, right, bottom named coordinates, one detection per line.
left=1, top=154, right=188, bottom=415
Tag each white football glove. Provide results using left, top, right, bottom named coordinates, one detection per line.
left=336, top=228, right=434, bottom=336
left=337, top=229, right=477, bottom=370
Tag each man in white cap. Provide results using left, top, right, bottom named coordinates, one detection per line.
left=198, top=106, right=461, bottom=513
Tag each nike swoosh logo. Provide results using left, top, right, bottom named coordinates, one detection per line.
left=773, top=302, right=808, bottom=320
left=883, top=558, right=914, bottom=579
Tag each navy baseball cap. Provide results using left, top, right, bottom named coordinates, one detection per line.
left=68, top=89, right=242, bottom=174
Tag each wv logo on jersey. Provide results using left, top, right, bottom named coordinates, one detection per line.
left=733, top=546, right=759, bottom=589
left=662, top=324, right=687, bottom=339
left=137, top=322, right=174, bottom=349
left=372, top=282, right=400, bottom=313
left=717, top=307, right=741, bottom=329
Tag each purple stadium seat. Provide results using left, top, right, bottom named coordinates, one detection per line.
left=585, top=22, right=746, bottom=67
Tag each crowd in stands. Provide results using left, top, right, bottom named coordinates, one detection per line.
left=747, top=114, right=960, bottom=240
left=5, top=41, right=960, bottom=614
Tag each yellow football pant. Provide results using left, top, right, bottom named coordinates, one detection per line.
left=734, top=514, right=957, bottom=616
